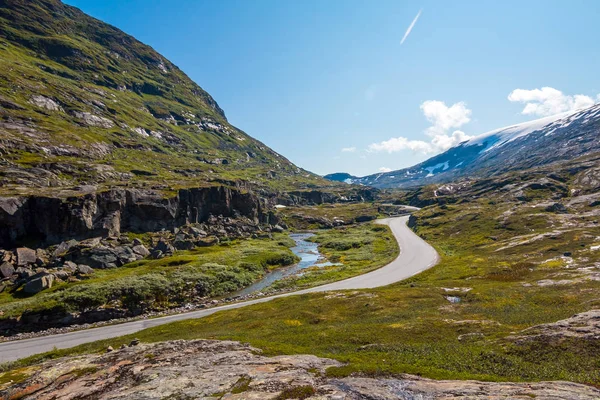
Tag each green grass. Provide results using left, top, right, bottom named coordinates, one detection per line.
left=0, top=234, right=299, bottom=319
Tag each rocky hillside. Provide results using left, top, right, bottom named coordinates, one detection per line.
left=0, top=0, right=332, bottom=195
left=3, top=339, right=599, bottom=399
left=334, top=104, right=600, bottom=188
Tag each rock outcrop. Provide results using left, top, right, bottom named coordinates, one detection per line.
left=0, top=185, right=271, bottom=248
left=2, top=339, right=599, bottom=399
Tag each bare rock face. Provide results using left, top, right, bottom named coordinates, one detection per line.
left=2, top=339, right=599, bottom=399
left=509, top=309, right=600, bottom=343
left=0, top=186, right=266, bottom=248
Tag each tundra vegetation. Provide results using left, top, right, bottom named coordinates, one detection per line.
left=7, top=158, right=600, bottom=387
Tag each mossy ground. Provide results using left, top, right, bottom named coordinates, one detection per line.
left=0, top=234, right=299, bottom=319
left=269, top=223, right=398, bottom=290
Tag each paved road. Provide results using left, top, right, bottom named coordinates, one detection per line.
left=0, top=215, right=439, bottom=363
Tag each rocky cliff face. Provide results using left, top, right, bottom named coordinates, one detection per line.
left=3, top=339, right=599, bottom=399
left=0, top=185, right=269, bottom=248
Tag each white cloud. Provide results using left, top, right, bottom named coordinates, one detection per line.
left=420, top=100, right=472, bottom=136
left=508, top=87, right=599, bottom=117
left=368, top=100, right=473, bottom=154
left=368, top=136, right=432, bottom=154
left=379, top=167, right=392, bottom=173
left=341, top=147, right=356, bottom=153
left=401, top=9, right=422, bottom=45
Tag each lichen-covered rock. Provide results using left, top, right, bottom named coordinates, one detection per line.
left=2, top=340, right=599, bottom=399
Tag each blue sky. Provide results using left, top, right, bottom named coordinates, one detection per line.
left=65, top=0, right=600, bottom=176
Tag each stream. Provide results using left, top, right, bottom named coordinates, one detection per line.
left=233, top=233, right=338, bottom=297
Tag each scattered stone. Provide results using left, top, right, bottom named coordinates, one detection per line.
left=129, top=338, right=140, bottom=347
left=0, top=262, right=14, bottom=278
left=52, top=270, right=70, bottom=281
left=271, top=224, right=284, bottom=233
left=53, top=240, right=79, bottom=258
left=106, top=346, right=114, bottom=353
left=61, top=261, right=78, bottom=272
left=23, top=274, right=54, bottom=294
left=132, top=245, right=150, bottom=257
left=16, top=247, right=36, bottom=266
left=153, top=240, right=174, bottom=256
left=77, top=264, right=94, bottom=275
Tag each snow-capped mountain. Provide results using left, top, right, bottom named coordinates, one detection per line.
left=329, top=103, right=600, bottom=188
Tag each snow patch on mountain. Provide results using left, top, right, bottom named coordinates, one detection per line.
left=465, top=112, right=571, bottom=153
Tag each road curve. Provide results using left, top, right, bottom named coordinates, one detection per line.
left=0, top=215, right=439, bottom=363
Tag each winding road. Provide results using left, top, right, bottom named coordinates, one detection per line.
left=0, top=215, right=439, bottom=363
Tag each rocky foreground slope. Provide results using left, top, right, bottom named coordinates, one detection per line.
left=2, top=339, right=599, bottom=399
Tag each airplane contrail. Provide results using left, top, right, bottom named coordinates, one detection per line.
left=401, top=9, right=423, bottom=45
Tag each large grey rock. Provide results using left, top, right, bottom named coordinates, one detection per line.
left=0, top=262, right=15, bottom=278
left=53, top=240, right=79, bottom=258
left=52, top=270, right=71, bottom=281
left=132, top=245, right=150, bottom=257
left=154, top=240, right=175, bottom=255
left=3, top=339, right=599, bottom=399
left=61, top=261, right=78, bottom=272
left=23, top=274, right=54, bottom=294
left=16, top=247, right=36, bottom=266
left=77, top=264, right=94, bottom=275
left=76, top=246, right=119, bottom=269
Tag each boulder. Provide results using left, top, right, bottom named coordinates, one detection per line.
left=113, top=246, right=139, bottom=264
left=77, top=264, right=94, bottom=275
left=53, top=239, right=79, bottom=258
left=132, top=245, right=150, bottom=257
left=61, top=261, right=78, bottom=272
left=76, top=246, right=119, bottom=269
left=0, top=262, right=15, bottom=278
left=173, top=238, right=195, bottom=250
left=23, top=274, right=54, bottom=294
left=35, top=248, right=49, bottom=266
left=53, top=270, right=71, bottom=281
left=16, top=247, right=37, bottom=266
left=15, top=266, right=34, bottom=278
left=355, top=215, right=376, bottom=223
left=154, top=240, right=175, bottom=255
left=271, top=225, right=285, bottom=233
left=189, top=227, right=208, bottom=237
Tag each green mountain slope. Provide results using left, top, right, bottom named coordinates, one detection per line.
left=0, top=0, right=330, bottom=196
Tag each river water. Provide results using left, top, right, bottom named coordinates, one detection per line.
left=233, top=233, right=338, bottom=297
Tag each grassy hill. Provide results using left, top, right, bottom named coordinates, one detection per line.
left=0, top=0, right=333, bottom=196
